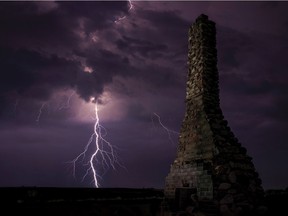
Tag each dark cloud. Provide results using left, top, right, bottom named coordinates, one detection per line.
left=217, top=25, right=253, bottom=71
left=57, top=1, right=129, bottom=31
left=140, top=8, right=190, bottom=56
left=118, top=8, right=190, bottom=65
left=136, top=64, right=182, bottom=90
left=116, top=36, right=168, bottom=59
left=218, top=23, right=288, bottom=128
left=0, top=1, right=288, bottom=190
left=0, top=2, right=76, bottom=49
left=124, top=102, right=152, bottom=122
left=263, top=84, right=288, bottom=122
left=220, top=73, right=272, bottom=95
left=75, top=48, right=133, bottom=101
left=0, top=1, right=129, bottom=49
left=0, top=1, right=134, bottom=111
left=86, top=49, right=131, bottom=77
left=0, top=47, right=80, bottom=116
left=138, top=9, right=191, bottom=34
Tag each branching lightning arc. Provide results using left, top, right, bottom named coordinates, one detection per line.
left=71, top=99, right=122, bottom=187
left=69, top=0, right=135, bottom=187
left=114, top=0, right=134, bottom=24
left=58, top=91, right=75, bottom=110
left=153, top=113, right=179, bottom=145
left=36, top=102, right=47, bottom=123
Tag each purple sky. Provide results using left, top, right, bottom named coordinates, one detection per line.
left=0, top=1, right=287, bottom=190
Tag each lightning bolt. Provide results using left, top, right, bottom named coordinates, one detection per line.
left=71, top=99, right=123, bottom=187
left=128, top=0, right=133, bottom=10
left=36, top=102, right=47, bottom=123
left=35, top=91, right=74, bottom=123
left=114, top=0, right=134, bottom=24
left=128, top=0, right=133, bottom=11
left=153, top=113, right=179, bottom=145
left=58, top=91, right=75, bottom=110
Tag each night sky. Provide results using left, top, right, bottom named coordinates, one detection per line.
left=0, top=1, right=288, bottom=190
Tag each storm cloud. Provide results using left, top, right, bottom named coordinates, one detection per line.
left=0, top=1, right=287, bottom=190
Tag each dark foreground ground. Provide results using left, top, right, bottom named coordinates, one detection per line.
left=0, top=187, right=287, bottom=216
left=0, top=187, right=164, bottom=216
left=263, top=188, right=288, bottom=216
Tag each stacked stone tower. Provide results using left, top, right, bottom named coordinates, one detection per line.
left=164, top=14, right=264, bottom=214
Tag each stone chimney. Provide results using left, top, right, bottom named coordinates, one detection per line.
left=164, top=14, right=264, bottom=215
